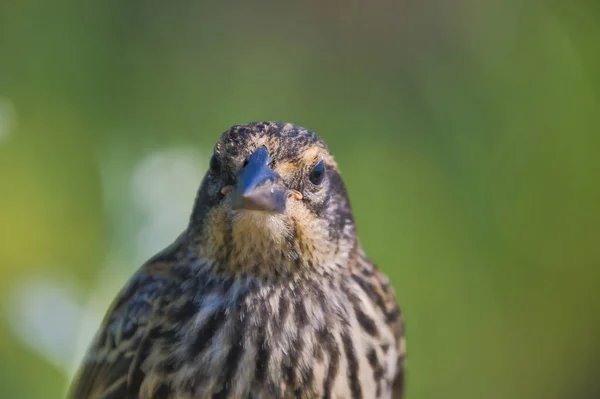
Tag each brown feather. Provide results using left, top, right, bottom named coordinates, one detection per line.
left=68, top=261, right=174, bottom=398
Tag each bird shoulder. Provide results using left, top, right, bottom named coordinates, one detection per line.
left=68, top=259, right=176, bottom=399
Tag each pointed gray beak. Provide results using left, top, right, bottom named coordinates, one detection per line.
left=231, top=146, right=287, bottom=213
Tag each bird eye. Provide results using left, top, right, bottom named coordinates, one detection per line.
left=209, top=154, right=220, bottom=174
left=309, top=160, right=326, bottom=186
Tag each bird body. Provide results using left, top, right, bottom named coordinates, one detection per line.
left=70, top=122, right=405, bottom=399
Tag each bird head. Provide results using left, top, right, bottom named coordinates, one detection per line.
left=189, top=122, right=356, bottom=278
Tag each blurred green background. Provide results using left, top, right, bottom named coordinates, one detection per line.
left=1, top=1, right=599, bottom=398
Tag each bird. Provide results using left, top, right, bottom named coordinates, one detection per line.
left=69, top=121, right=405, bottom=399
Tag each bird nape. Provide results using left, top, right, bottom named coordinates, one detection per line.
left=69, top=121, right=405, bottom=399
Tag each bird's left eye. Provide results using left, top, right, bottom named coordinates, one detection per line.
left=309, top=160, right=326, bottom=186
left=209, top=154, right=220, bottom=174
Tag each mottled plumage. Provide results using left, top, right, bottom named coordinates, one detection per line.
left=70, top=122, right=405, bottom=399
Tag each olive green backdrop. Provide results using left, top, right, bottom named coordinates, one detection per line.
left=0, top=1, right=599, bottom=398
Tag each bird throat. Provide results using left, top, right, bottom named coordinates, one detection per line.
left=230, top=210, right=296, bottom=269
left=197, top=209, right=346, bottom=279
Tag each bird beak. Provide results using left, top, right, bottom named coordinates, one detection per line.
left=232, top=146, right=288, bottom=213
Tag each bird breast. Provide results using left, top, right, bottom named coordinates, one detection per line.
left=140, top=271, right=399, bottom=399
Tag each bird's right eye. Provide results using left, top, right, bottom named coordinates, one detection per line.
left=209, top=154, right=220, bottom=174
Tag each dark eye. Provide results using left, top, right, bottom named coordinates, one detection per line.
left=309, top=160, right=326, bottom=186
left=209, top=154, right=220, bottom=174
